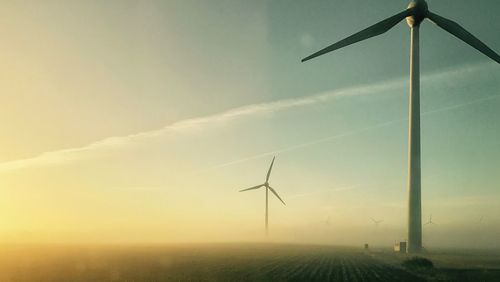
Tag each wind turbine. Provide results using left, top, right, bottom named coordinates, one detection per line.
left=424, top=214, right=436, bottom=226
left=239, top=156, right=286, bottom=235
left=301, top=0, right=500, bottom=253
left=370, top=217, right=383, bottom=227
left=323, top=216, right=331, bottom=226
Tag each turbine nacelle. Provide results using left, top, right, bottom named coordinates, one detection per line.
left=406, top=0, right=428, bottom=27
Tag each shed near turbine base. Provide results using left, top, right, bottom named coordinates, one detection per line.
left=394, top=242, right=407, bottom=253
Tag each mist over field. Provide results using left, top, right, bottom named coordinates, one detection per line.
left=1, top=1, right=500, bottom=280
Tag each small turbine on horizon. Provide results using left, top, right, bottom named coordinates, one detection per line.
left=239, top=156, right=286, bottom=235
left=370, top=217, right=384, bottom=227
left=424, top=214, right=436, bottom=226
left=301, top=0, right=500, bottom=253
left=323, top=216, right=331, bottom=226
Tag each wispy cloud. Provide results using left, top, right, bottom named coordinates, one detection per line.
left=212, top=118, right=406, bottom=169
left=0, top=62, right=496, bottom=173
left=214, top=92, right=500, bottom=169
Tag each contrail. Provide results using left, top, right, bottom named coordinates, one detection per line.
left=213, top=92, right=500, bottom=169
left=212, top=118, right=406, bottom=169
left=0, top=62, right=495, bottom=173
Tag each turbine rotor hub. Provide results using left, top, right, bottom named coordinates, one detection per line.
left=406, top=0, right=428, bottom=27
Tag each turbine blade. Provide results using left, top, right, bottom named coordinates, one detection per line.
left=301, top=8, right=414, bottom=62
left=266, top=156, right=275, bottom=182
left=267, top=185, right=286, bottom=206
left=427, top=12, right=500, bottom=64
left=239, top=184, right=264, bottom=192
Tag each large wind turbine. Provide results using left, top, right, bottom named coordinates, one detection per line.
left=239, top=156, right=286, bottom=235
left=302, top=0, right=500, bottom=253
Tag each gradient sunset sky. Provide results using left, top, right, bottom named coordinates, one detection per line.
left=1, top=0, right=499, bottom=248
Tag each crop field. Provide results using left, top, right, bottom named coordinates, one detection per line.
left=0, top=243, right=499, bottom=281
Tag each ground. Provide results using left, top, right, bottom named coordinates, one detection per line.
left=0, top=243, right=499, bottom=281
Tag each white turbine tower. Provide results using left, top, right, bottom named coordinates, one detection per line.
left=302, top=0, right=500, bottom=253
left=239, top=156, right=286, bottom=235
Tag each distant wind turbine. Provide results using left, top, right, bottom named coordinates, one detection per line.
left=323, top=216, right=331, bottom=226
left=301, top=0, right=500, bottom=253
left=424, top=214, right=436, bottom=226
left=370, top=217, right=383, bottom=227
left=239, top=156, right=286, bottom=235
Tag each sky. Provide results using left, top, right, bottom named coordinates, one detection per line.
left=0, top=0, right=499, bottom=248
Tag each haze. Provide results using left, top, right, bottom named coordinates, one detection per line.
left=1, top=0, right=499, bottom=249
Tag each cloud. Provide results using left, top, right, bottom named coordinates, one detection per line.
left=213, top=92, right=500, bottom=169
left=212, top=118, right=406, bottom=169
left=0, top=62, right=496, bottom=173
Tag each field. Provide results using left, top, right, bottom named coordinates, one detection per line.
left=0, top=243, right=499, bottom=281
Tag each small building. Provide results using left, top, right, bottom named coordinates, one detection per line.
left=394, top=241, right=407, bottom=253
